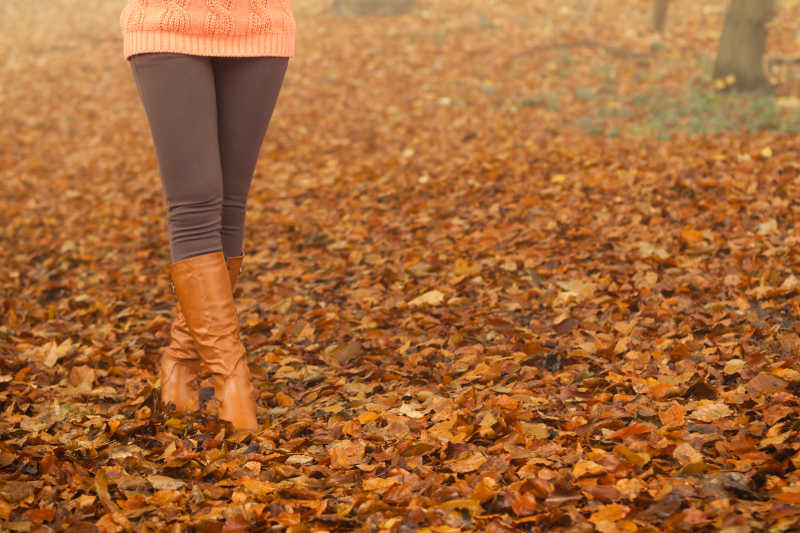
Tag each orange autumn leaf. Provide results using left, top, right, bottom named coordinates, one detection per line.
left=572, top=460, right=607, bottom=478
left=680, top=226, right=705, bottom=246
left=329, top=440, right=366, bottom=469
left=447, top=452, right=488, bottom=473
left=658, top=404, right=686, bottom=428
left=590, top=504, right=631, bottom=524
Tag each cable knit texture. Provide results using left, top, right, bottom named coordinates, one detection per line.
left=120, top=0, right=295, bottom=60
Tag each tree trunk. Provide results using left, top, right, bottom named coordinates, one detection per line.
left=329, top=0, right=413, bottom=16
left=652, top=0, right=671, bottom=33
left=713, top=0, right=775, bottom=91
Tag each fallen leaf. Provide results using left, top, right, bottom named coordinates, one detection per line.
left=673, top=442, right=703, bottom=466
left=95, top=470, right=120, bottom=512
left=589, top=503, right=630, bottom=524
left=472, top=477, right=498, bottom=503
left=689, top=401, right=732, bottom=422
left=447, top=451, right=487, bottom=473
left=435, top=498, right=483, bottom=514
left=363, top=477, right=399, bottom=492
left=777, top=97, right=800, bottom=109
left=286, top=455, right=314, bottom=466
left=572, top=460, right=606, bottom=478
left=658, top=404, right=685, bottom=428
left=613, top=445, right=651, bottom=468
left=69, top=365, right=95, bottom=387
left=757, top=218, right=777, bottom=235
left=723, top=359, right=746, bottom=375
left=409, top=290, right=445, bottom=306
left=329, top=440, right=366, bottom=469
left=147, top=475, right=186, bottom=491
left=745, top=372, right=788, bottom=395
left=681, top=226, right=704, bottom=246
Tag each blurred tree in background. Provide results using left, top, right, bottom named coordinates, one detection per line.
left=713, top=0, right=776, bottom=90
left=651, top=0, right=776, bottom=91
left=330, top=0, right=413, bottom=16
left=652, top=0, right=671, bottom=33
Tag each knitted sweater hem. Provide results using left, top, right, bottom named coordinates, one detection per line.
left=123, top=31, right=294, bottom=60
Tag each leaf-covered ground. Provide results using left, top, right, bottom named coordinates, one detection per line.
left=2, top=0, right=800, bottom=531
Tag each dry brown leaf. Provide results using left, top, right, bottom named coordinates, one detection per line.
left=408, top=290, right=445, bottom=306
left=147, top=475, right=186, bottom=491
left=673, top=442, right=703, bottom=466
left=329, top=440, right=366, bottom=469
left=447, top=451, right=487, bottom=473
left=689, top=401, right=732, bottom=423
left=572, top=460, right=607, bottom=478
left=658, top=404, right=686, bottom=428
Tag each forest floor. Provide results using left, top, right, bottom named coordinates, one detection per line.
left=2, top=0, right=800, bottom=531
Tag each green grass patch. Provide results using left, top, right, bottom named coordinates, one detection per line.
left=575, top=83, right=800, bottom=138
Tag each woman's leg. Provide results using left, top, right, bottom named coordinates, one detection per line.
left=129, top=53, right=226, bottom=413
left=128, top=53, right=281, bottom=430
left=212, top=56, right=289, bottom=258
left=130, top=53, right=224, bottom=262
left=130, top=53, right=259, bottom=430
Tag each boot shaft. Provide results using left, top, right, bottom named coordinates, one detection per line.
left=170, top=251, right=246, bottom=377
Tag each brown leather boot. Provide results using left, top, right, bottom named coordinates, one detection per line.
left=161, top=256, right=244, bottom=412
left=169, top=251, right=258, bottom=431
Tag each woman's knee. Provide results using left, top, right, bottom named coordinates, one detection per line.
left=167, top=193, right=223, bottom=229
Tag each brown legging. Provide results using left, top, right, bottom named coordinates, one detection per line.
left=129, top=53, right=288, bottom=262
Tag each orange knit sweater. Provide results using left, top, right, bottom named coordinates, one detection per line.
left=120, top=0, right=295, bottom=60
